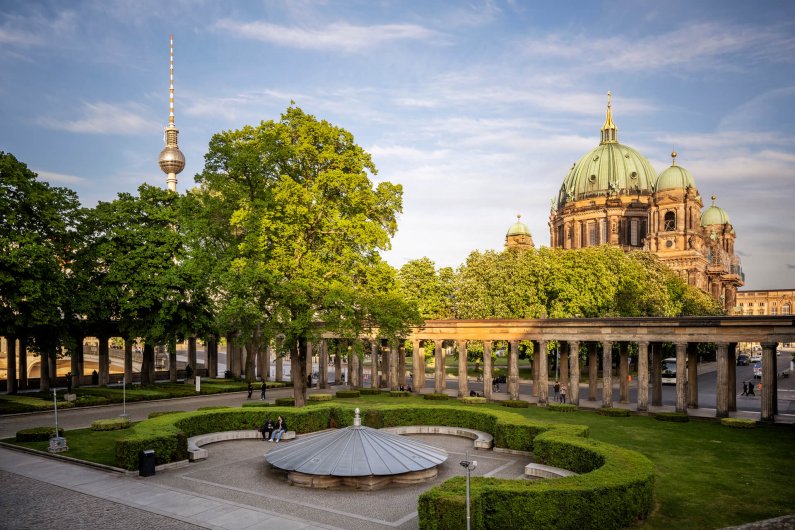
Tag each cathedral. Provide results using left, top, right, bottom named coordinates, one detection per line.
left=506, top=93, right=744, bottom=311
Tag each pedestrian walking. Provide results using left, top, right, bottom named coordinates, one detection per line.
left=66, top=372, right=72, bottom=394
left=748, top=382, right=755, bottom=396
left=260, top=381, right=267, bottom=400
left=559, top=382, right=567, bottom=404
left=554, top=381, right=560, bottom=401
left=247, top=382, right=253, bottom=400
left=741, top=381, right=747, bottom=396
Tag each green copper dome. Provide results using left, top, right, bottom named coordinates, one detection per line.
left=507, top=215, right=531, bottom=236
left=656, top=164, right=696, bottom=191
left=701, top=196, right=731, bottom=226
left=556, top=142, right=657, bottom=208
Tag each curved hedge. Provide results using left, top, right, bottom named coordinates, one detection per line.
left=113, top=404, right=653, bottom=528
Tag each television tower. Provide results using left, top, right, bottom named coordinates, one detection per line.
left=158, top=34, right=185, bottom=192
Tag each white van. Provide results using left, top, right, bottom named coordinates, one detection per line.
left=661, top=357, right=677, bottom=385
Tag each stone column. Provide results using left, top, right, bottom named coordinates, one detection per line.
left=619, top=342, right=629, bottom=403
left=559, top=345, right=569, bottom=390
left=508, top=340, right=520, bottom=400
left=6, top=336, right=17, bottom=394
left=637, top=341, right=649, bottom=411
left=275, top=356, right=283, bottom=382
left=715, top=343, right=729, bottom=418
left=483, top=341, right=493, bottom=400
left=350, top=349, right=360, bottom=388
left=687, top=343, right=698, bottom=409
left=188, top=336, right=197, bottom=373
left=537, top=340, right=548, bottom=405
left=531, top=350, right=539, bottom=397
left=728, top=343, right=737, bottom=412
left=412, top=339, right=422, bottom=392
left=389, top=341, right=399, bottom=390
left=207, top=336, right=218, bottom=379
left=334, top=346, right=342, bottom=385
left=568, top=341, right=580, bottom=406
left=651, top=342, right=662, bottom=406
left=675, top=342, right=688, bottom=413
left=398, top=342, right=406, bottom=387
left=588, top=344, right=598, bottom=401
left=602, top=341, right=613, bottom=408
left=357, top=346, right=364, bottom=388
left=457, top=340, right=468, bottom=397
left=124, top=339, right=133, bottom=384
left=306, top=341, right=314, bottom=387
left=760, top=342, right=778, bottom=421
left=371, top=341, right=379, bottom=388
left=434, top=340, right=445, bottom=394
left=70, top=336, right=81, bottom=389
left=98, top=335, right=110, bottom=386
left=264, top=343, right=273, bottom=382
left=168, top=336, right=177, bottom=383
left=320, top=340, right=329, bottom=389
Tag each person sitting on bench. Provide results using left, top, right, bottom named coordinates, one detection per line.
left=269, top=415, right=287, bottom=442
left=261, top=418, right=274, bottom=441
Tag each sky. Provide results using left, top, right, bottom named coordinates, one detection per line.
left=2, top=0, right=794, bottom=292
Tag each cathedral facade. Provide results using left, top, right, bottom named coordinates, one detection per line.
left=546, top=94, right=744, bottom=311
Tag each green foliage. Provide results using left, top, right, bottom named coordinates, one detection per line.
left=720, top=417, right=757, bottom=428
left=274, top=397, right=295, bottom=406
left=335, top=390, right=360, bottom=398
left=358, top=388, right=382, bottom=395
left=241, top=402, right=273, bottom=408
left=423, top=393, right=449, bottom=400
left=196, top=406, right=234, bottom=411
left=459, top=397, right=488, bottom=404
left=16, top=426, right=65, bottom=442
left=598, top=407, right=631, bottom=417
left=90, top=418, right=131, bottom=431
left=655, top=412, right=690, bottom=422
left=148, top=411, right=182, bottom=419
left=547, top=403, right=577, bottom=412
left=501, top=399, right=529, bottom=408
left=307, top=393, right=333, bottom=402
left=397, top=257, right=456, bottom=319
left=389, top=391, right=411, bottom=397
left=0, top=394, right=74, bottom=414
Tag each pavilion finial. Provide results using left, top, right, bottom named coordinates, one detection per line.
left=671, top=147, right=677, bottom=165
left=600, top=91, right=618, bottom=144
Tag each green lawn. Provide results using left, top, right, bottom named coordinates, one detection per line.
left=4, top=395, right=793, bottom=529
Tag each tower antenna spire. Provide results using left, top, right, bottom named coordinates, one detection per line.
left=159, top=34, right=185, bottom=192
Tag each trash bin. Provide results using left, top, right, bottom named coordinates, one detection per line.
left=139, top=450, right=156, bottom=477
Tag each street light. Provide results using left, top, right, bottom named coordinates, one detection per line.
left=460, top=451, right=478, bottom=530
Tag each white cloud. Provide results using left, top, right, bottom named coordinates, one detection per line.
left=34, top=169, right=88, bottom=185
left=215, top=19, right=443, bottom=52
left=37, top=101, right=158, bottom=135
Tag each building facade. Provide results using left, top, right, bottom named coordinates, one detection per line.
left=736, top=290, right=794, bottom=316
left=548, top=93, right=744, bottom=310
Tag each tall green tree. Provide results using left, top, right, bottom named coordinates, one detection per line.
left=397, top=257, right=455, bottom=319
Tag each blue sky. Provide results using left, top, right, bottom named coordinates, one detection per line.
left=2, top=0, right=794, bottom=292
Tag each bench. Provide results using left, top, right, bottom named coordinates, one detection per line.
left=524, top=463, right=578, bottom=479
left=187, top=429, right=296, bottom=461
left=380, top=425, right=493, bottom=450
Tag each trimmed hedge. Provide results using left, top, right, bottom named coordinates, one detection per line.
left=655, top=411, right=690, bottom=422
left=358, top=388, right=382, bottom=395
left=148, top=411, right=182, bottom=419
left=111, top=404, right=653, bottom=529
left=308, top=393, right=333, bottom=402
left=547, top=403, right=577, bottom=413
left=197, top=406, right=234, bottom=411
left=598, top=407, right=631, bottom=417
left=423, top=393, right=449, bottom=400
left=335, top=390, right=360, bottom=398
left=389, top=391, right=411, bottom=398
left=90, top=418, right=131, bottom=431
left=459, top=397, right=488, bottom=405
left=720, top=417, right=757, bottom=429
left=16, top=426, right=65, bottom=442
left=501, top=399, right=529, bottom=408
left=241, top=401, right=272, bottom=408
left=274, top=397, right=295, bottom=407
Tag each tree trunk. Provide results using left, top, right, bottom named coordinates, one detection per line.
left=39, top=350, right=50, bottom=392
left=141, top=343, right=155, bottom=386
left=244, top=332, right=261, bottom=383
left=291, top=336, right=307, bottom=407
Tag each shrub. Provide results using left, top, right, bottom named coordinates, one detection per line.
left=459, top=397, right=488, bottom=405
left=16, top=426, right=65, bottom=442
left=389, top=391, right=411, bottom=398
left=359, top=388, right=382, bottom=395
left=241, top=402, right=272, bottom=408
left=501, top=399, right=529, bottom=408
left=274, top=397, right=295, bottom=406
left=654, top=411, right=689, bottom=422
left=335, top=390, right=360, bottom=398
left=423, top=393, right=449, bottom=400
left=720, top=417, right=757, bottom=428
left=598, top=407, right=631, bottom=417
left=197, top=406, right=234, bottom=411
left=90, top=418, right=131, bottom=431
left=308, top=394, right=333, bottom=402
left=74, top=395, right=111, bottom=406
left=547, top=403, right=577, bottom=413
left=148, top=411, right=182, bottom=419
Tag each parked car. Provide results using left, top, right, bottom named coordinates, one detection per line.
left=737, top=354, right=750, bottom=366
left=750, top=353, right=762, bottom=363
left=753, top=362, right=762, bottom=379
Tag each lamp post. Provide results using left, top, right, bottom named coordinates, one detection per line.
left=460, top=451, right=478, bottom=530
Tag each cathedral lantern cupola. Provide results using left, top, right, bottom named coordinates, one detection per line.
left=158, top=34, right=185, bottom=192
left=505, top=214, right=534, bottom=249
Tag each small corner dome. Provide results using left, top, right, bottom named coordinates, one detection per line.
left=701, top=201, right=731, bottom=227
left=656, top=164, right=696, bottom=192
left=507, top=216, right=531, bottom=236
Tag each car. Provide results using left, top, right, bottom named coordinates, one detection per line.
left=750, top=353, right=762, bottom=363
left=753, top=362, right=762, bottom=379
left=736, top=354, right=749, bottom=366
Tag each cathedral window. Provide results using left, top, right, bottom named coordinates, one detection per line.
left=588, top=223, right=598, bottom=246
left=600, top=219, right=607, bottom=243
left=664, top=211, right=676, bottom=231
left=631, top=219, right=639, bottom=246
left=783, top=304, right=791, bottom=315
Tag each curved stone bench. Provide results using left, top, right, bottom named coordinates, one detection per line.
left=188, top=430, right=296, bottom=461
left=524, top=463, right=578, bottom=478
left=380, top=425, right=493, bottom=450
